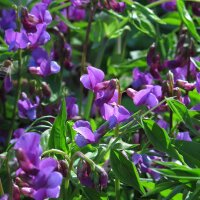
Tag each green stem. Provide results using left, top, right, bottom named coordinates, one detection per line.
left=65, top=151, right=96, bottom=192
left=79, top=1, right=98, bottom=115
left=5, top=49, right=22, bottom=148
left=42, top=149, right=70, bottom=163
left=0, top=179, right=4, bottom=196
left=115, top=178, right=121, bottom=200
left=84, top=91, right=94, bottom=120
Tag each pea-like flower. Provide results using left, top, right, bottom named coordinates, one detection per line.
left=176, top=132, right=192, bottom=142
left=80, top=66, right=105, bottom=91
left=0, top=9, right=16, bottom=31
left=21, top=2, right=52, bottom=33
left=18, top=92, right=40, bottom=121
left=29, top=47, right=60, bottom=77
left=77, top=160, right=108, bottom=190
left=5, top=24, right=50, bottom=51
left=127, top=85, right=162, bottom=109
left=132, top=68, right=153, bottom=90
left=132, top=153, right=161, bottom=181
left=14, top=132, right=63, bottom=200
left=66, top=96, right=79, bottom=119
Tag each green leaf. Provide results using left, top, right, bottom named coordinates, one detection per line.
left=129, top=11, right=156, bottom=37
left=142, top=119, right=170, bottom=152
left=0, top=0, right=13, bottom=8
left=162, top=12, right=181, bottom=26
left=50, top=2, right=70, bottom=13
left=177, top=0, right=200, bottom=41
left=166, top=99, right=199, bottom=136
left=110, top=149, right=145, bottom=194
left=83, top=187, right=108, bottom=200
left=40, top=129, right=51, bottom=152
left=48, top=99, right=68, bottom=152
left=173, top=140, right=200, bottom=168
left=142, top=119, right=184, bottom=162
left=132, top=2, right=165, bottom=24
left=143, top=182, right=177, bottom=198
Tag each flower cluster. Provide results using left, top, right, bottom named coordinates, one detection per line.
left=13, top=132, right=63, bottom=199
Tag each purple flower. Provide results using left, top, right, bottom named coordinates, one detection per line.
left=0, top=195, right=9, bottom=200
left=27, top=23, right=50, bottom=48
left=73, top=120, right=95, bottom=147
left=77, top=160, right=108, bottom=190
left=14, top=133, right=42, bottom=173
left=176, top=80, right=195, bottom=91
left=147, top=44, right=162, bottom=79
left=129, top=85, right=162, bottom=109
left=162, top=0, right=176, bottom=11
left=71, top=0, right=90, bottom=7
left=196, top=72, right=200, bottom=93
left=68, top=5, right=86, bottom=21
left=5, top=24, right=50, bottom=51
left=132, top=68, right=153, bottom=90
left=157, top=119, right=169, bottom=130
left=132, top=153, right=161, bottom=181
left=101, top=0, right=126, bottom=12
left=29, top=47, right=60, bottom=77
left=0, top=9, right=16, bottom=31
left=73, top=119, right=115, bottom=147
left=14, top=132, right=63, bottom=199
left=80, top=66, right=105, bottom=91
left=191, top=104, right=200, bottom=111
left=100, top=103, right=130, bottom=128
left=94, top=80, right=117, bottom=107
left=4, top=75, right=13, bottom=92
left=5, top=29, right=29, bottom=51
left=66, top=96, right=79, bottom=119
left=176, top=132, right=192, bottom=142
left=22, top=2, right=52, bottom=33
left=10, top=128, right=26, bottom=144
left=191, top=3, right=200, bottom=16
left=18, top=92, right=40, bottom=120
left=106, top=0, right=126, bottom=13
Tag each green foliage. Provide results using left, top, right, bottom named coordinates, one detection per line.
left=110, top=149, right=145, bottom=194
left=48, top=99, right=68, bottom=152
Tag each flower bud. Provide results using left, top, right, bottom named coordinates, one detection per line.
left=41, top=82, right=51, bottom=98
left=56, top=160, right=68, bottom=177
left=77, top=160, right=108, bottom=190
left=176, top=79, right=195, bottom=91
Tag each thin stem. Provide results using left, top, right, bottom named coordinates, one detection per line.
left=115, top=178, right=121, bottom=200
left=79, top=1, right=98, bottom=115
left=5, top=49, right=22, bottom=148
left=84, top=91, right=94, bottom=120
left=5, top=6, right=23, bottom=148
left=0, top=179, right=4, bottom=196
left=42, top=149, right=70, bottom=163
left=65, top=151, right=96, bottom=193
